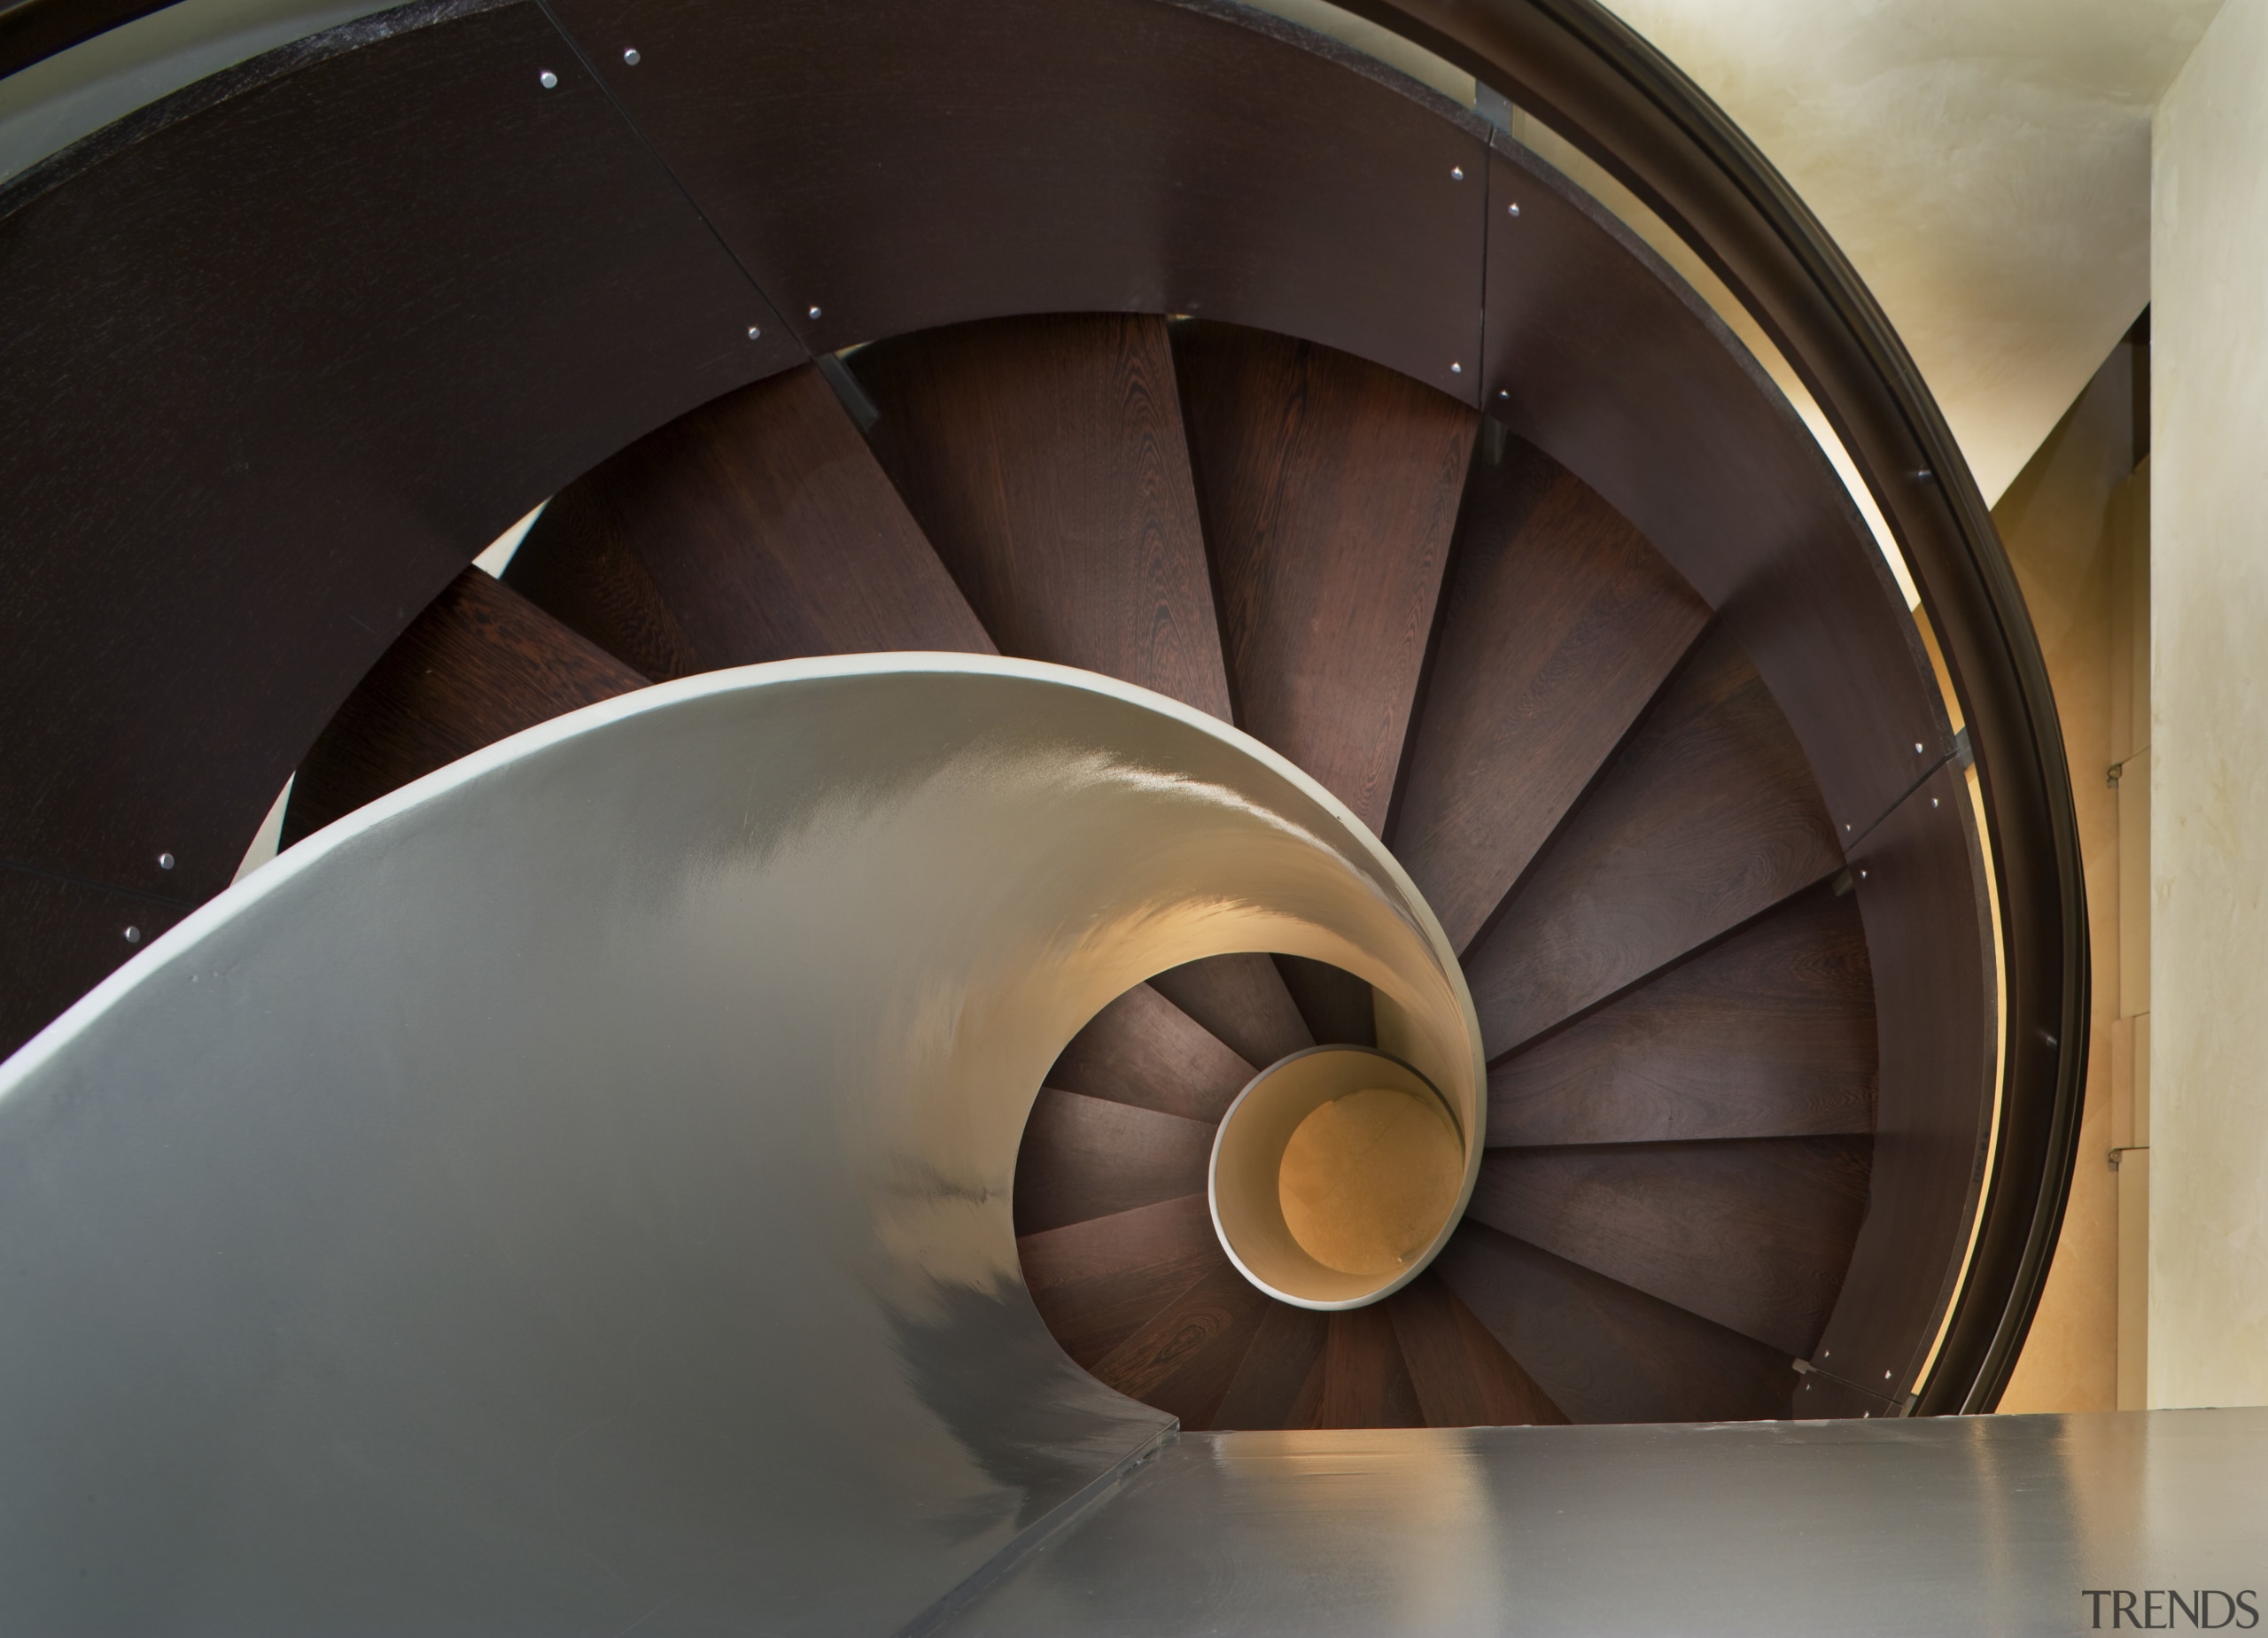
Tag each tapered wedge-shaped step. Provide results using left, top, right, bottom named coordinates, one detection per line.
left=1145, top=952, right=1313, bottom=1070
left=502, top=364, right=993, bottom=677
left=1489, top=881, right=1876, bottom=1145
left=1391, top=440, right=1712, bottom=951
left=1435, top=1223, right=1798, bottom=1423
left=1213, top=1304, right=1331, bottom=1429
left=284, top=568, right=644, bottom=844
left=853, top=314, right=1232, bottom=719
left=1461, top=622, right=1844, bottom=1054
left=1173, top=322, right=1475, bottom=831
left=1019, top=1193, right=1219, bottom=1369
left=1013, top=1090, right=1215, bottom=1237
left=1468, top=1136, right=1871, bottom=1357
left=1386, top=1269, right=1567, bottom=1427
left=1089, top=1257, right=1274, bottom=1429
left=1316, top=1306, right=1425, bottom=1429
left=1045, top=982, right=1255, bottom=1124
left=1271, top=954, right=1378, bottom=1048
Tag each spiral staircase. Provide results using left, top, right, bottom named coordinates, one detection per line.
left=315, top=307, right=1872, bottom=1429
left=0, top=0, right=2089, bottom=1626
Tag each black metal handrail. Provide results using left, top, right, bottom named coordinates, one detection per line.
left=1340, top=0, right=2087, bottom=1412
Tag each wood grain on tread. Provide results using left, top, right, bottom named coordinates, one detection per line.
left=1434, top=1223, right=1798, bottom=1425
left=283, top=569, right=645, bottom=844
left=1386, top=1270, right=1567, bottom=1427
left=1488, top=881, right=1876, bottom=1145
left=1146, top=952, right=1314, bottom=1071
left=1212, top=1301, right=1331, bottom=1430
left=1271, top=955, right=1377, bottom=1048
left=855, top=314, right=1232, bottom=718
left=1316, top=1305, right=1424, bottom=1429
left=1392, top=440, right=1712, bottom=952
left=1019, top=1193, right=1220, bottom=1369
left=1467, top=1136, right=1872, bottom=1358
left=1012, top=1089, right=1216, bottom=1237
left=1090, top=1259, right=1274, bottom=1428
left=1461, top=622, right=1844, bottom=1055
left=502, top=364, right=993, bottom=679
left=1046, top=983, right=1254, bottom=1124
left=1173, top=322, right=1474, bottom=831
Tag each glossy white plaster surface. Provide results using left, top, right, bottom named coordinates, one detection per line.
left=1601, top=0, right=2220, bottom=502
left=2149, top=0, right=2268, bottom=1409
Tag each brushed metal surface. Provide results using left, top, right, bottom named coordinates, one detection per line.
left=0, top=655, right=1479, bottom=1633
left=938, top=1409, right=2268, bottom=1636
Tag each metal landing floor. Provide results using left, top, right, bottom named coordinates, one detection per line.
left=935, top=1409, right=2268, bottom=1636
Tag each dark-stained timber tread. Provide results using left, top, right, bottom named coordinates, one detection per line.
left=853, top=313, right=1232, bottom=720
left=1013, top=1089, right=1215, bottom=1238
left=1458, top=620, right=1845, bottom=1056
left=1045, top=982, right=1254, bottom=1125
left=1388, top=1269, right=1568, bottom=1427
left=1173, top=320, right=1476, bottom=833
left=1435, top=1222, right=1800, bottom=1424
left=1488, top=881, right=1876, bottom=1146
left=1145, top=952, right=1314, bottom=1071
left=1467, top=1135, right=1873, bottom=1359
left=503, top=362, right=995, bottom=677
left=283, top=568, right=646, bottom=845
left=1390, top=437, right=1713, bottom=952
left=1019, top=1193, right=1220, bottom=1370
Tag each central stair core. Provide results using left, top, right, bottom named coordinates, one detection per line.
left=1212, top=1046, right=1469, bottom=1308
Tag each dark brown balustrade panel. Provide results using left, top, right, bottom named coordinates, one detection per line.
left=1809, top=764, right=1998, bottom=1402
left=542, top=0, right=1487, bottom=405
left=1481, top=135, right=1951, bottom=843
left=0, top=0, right=792, bottom=928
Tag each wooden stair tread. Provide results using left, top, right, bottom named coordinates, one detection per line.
left=1018, top=1193, right=1220, bottom=1369
left=1047, top=982, right=1254, bottom=1124
left=1270, top=954, right=1377, bottom=1049
left=1488, top=881, right=1876, bottom=1145
left=856, top=313, right=1232, bottom=718
left=1012, top=1089, right=1216, bottom=1238
left=283, top=568, right=645, bottom=844
left=502, top=363, right=993, bottom=678
left=1467, top=1136, right=1872, bottom=1359
left=1434, top=1222, right=1798, bottom=1424
left=1386, top=1269, right=1567, bottom=1427
left=1145, top=951, right=1314, bottom=1071
left=1316, top=1305, right=1425, bottom=1430
left=1173, top=322, right=1474, bottom=831
left=1461, top=622, right=1845, bottom=1055
left=1089, top=1258, right=1275, bottom=1428
left=1391, top=440, right=1712, bottom=951
left=1211, top=1302, right=1330, bottom=1431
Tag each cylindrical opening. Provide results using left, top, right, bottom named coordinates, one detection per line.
left=1209, top=1044, right=1467, bottom=1309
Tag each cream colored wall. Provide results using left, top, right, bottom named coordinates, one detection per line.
left=1991, top=345, right=2142, bottom=1414
left=1598, top=0, right=2220, bottom=502
left=2148, top=0, right=2268, bottom=1410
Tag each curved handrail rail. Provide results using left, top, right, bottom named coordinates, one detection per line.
left=1333, top=0, right=2085, bottom=1411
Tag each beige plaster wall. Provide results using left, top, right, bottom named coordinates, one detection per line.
left=2149, top=0, right=2268, bottom=1409
left=1991, top=345, right=2140, bottom=1412
left=1599, top=0, right=2218, bottom=502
